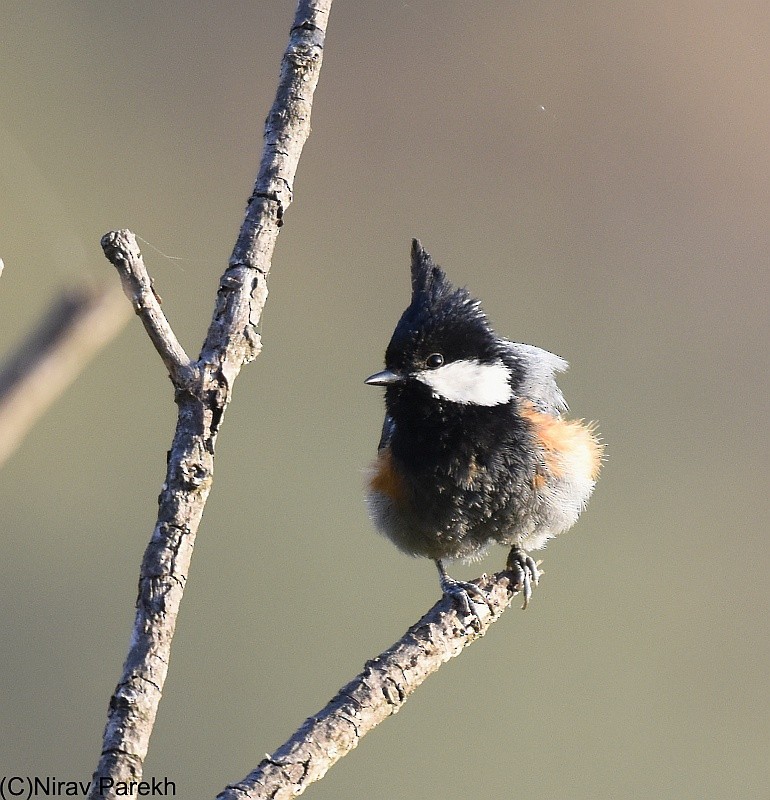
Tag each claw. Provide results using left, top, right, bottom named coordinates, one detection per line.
left=435, top=560, right=489, bottom=624
left=507, top=548, right=541, bottom=609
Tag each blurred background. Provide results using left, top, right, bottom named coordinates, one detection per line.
left=1, top=1, right=768, bottom=798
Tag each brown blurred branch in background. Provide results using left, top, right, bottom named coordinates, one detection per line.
left=0, top=284, right=130, bottom=468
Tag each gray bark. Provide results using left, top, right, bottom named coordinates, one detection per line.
left=217, top=572, right=524, bottom=800
left=88, top=2, right=333, bottom=797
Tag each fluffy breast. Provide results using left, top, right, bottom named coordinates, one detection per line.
left=365, top=444, right=487, bottom=561
left=367, top=446, right=410, bottom=508
left=517, top=401, right=604, bottom=549
left=365, top=445, right=423, bottom=556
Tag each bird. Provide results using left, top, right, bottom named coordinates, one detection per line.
left=365, top=239, right=603, bottom=615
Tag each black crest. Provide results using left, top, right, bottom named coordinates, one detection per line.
left=407, top=239, right=475, bottom=318
left=386, top=240, right=500, bottom=369
left=410, top=238, right=447, bottom=301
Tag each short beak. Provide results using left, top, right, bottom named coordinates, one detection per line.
left=365, top=369, right=403, bottom=386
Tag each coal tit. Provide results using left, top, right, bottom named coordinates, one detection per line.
left=365, top=240, right=603, bottom=613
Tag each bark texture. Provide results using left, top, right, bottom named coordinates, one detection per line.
left=217, top=572, right=522, bottom=800
left=89, top=3, right=333, bottom=797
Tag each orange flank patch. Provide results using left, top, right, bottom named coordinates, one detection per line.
left=520, top=401, right=604, bottom=481
left=369, top=447, right=411, bottom=506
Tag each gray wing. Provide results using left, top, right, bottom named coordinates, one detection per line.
left=504, top=341, right=569, bottom=415
left=377, top=414, right=396, bottom=451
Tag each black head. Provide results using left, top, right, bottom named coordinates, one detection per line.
left=366, top=240, right=520, bottom=409
left=390, top=240, right=501, bottom=372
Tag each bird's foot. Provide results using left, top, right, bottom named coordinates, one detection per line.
left=436, top=561, right=490, bottom=625
left=506, top=548, right=541, bottom=609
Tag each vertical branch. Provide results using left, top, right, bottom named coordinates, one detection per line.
left=199, top=0, right=332, bottom=381
left=89, top=2, right=333, bottom=798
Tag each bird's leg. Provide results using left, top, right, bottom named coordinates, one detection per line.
left=506, top=547, right=541, bottom=609
left=436, top=560, right=490, bottom=622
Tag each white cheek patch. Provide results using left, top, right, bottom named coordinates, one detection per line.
left=416, top=359, right=513, bottom=406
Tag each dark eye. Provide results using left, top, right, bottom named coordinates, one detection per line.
left=426, top=353, right=444, bottom=369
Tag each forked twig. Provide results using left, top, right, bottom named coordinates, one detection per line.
left=89, top=2, right=333, bottom=797
left=91, top=3, right=529, bottom=799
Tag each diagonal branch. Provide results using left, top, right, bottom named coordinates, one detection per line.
left=100, top=230, right=195, bottom=387
left=89, top=2, right=333, bottom=797
left=216, top=571, right=524, bottom=800
left=0, top=284, right=130, bottom=468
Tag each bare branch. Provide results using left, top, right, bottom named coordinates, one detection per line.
left=217, top=572, right=523, bottom=800
left=198, top=0, right=331, bottom=382
left=0, top=284, right=130, bottom=468
left=100, top=230, right=195, bottom=387
left=89, top=1, right=333, bottom=797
